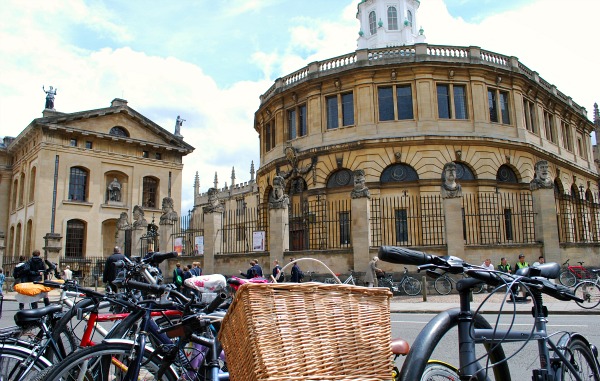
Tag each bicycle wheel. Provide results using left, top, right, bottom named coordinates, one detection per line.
left=378, top=277, right=395, bottom=293
left=0, top=344, right=52, bottom=380
left=573, top=281, right=600, bottom=309
left=324, top=278, right=337, bottom=284
left=560, top=337, right=600, bottom=380
left=472, top=282, right=485, bottom=294
left=421, top=360, right=460, bottom=381
left=433, top=277, right=452, bottom=295
left=403, top=277, right=422, bottom=296
left=40, top=341, right=178, bottom=381
left=559, top=270, right=577, bottom=287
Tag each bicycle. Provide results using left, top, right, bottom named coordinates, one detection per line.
left=432, top=271, right=485, bottom=295
left=559, top=259, right=594, bottom=287
left=324, top=269, right=360, bottom=285
left=572, top=269, right=600, bottom=309
left=376, top=268, right=422, bottom=296
left=379, top=245, right=600, bottom=381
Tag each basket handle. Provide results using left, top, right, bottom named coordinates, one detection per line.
left=278, top=258, right=342, bottom=284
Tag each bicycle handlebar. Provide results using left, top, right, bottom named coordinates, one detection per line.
left=142, top=251, right=178, bottom=265
left=125, top=279, right=190, bottom=305
left=378, top=246, right=435, bottom=265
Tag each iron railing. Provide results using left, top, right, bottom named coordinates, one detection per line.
left=556, top=194, right=600, bottom=243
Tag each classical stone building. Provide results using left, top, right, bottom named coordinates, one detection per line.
left=189, top=0, right=598, bottom=277
left=0, top=98, right=193, bottom=278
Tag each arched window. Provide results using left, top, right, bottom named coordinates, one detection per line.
left=15, top=223, right=22, bottom=257
left=109, top=126, right=129, bottom=137
left=407, top=10, right=413, bottom=26
left=387, top=7, right=398, bottom=30
left=327, top=169, right=354, bottom=188
left=18, top=172, right=25, bottom=207
left=69, top=167, right=88, bottom=201
left=446, top=162, right=476, bottom=181
left=11, top=179, right=17, bottom=210
left=142, top=176, right=159, bottom=208
left=381, top=164, right=419, bottom=183
left=29, top=167, right=36, bottom=203
left=369, top=11, right=377, bottom=35
left=496, top=165, right=518, bottom=183
left=65, top=219, right=86, bottom=258
left=24, top=220, right=33, bottom=258
left=8, top=226, right=14, bottom=256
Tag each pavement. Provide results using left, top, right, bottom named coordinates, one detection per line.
left=1, top=288, right=597, bottom=315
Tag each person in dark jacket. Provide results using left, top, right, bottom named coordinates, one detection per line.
left=240, top=260, right=257, bottom=279
left=290, top=258, right=302, bottom=283
left=173, top=263, right=184, bottom=291
left=103, top=246, right=126, bottom=293
left=26, top=250, right=49, bottom=309
left=252, top=259, right=263, bottom=277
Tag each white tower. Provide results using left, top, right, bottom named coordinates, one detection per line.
left=356, top=0, right=425, bottom=49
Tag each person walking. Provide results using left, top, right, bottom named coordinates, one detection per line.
left=253, top=259, right=263, bottom=277
left=365, top=257, right=382, bottom=287
left=290, top=258, right=303, bottom=283
left=25, top=250, right=49, bottom=309
left=172, top=263, right=184, bottom=291
left=240, top=260, right=257, bottom=279
left=103, top=246, right=126, bottom=293
left=13, top=256, right=28, bottom=310
left=272, top=260, right=283, bottom=282
left=63, top=265, right=73, bottom=280
left=0, top=269, right=5, bottom=297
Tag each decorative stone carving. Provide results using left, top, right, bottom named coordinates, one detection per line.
left=174, top=115, right=185, bottom=138
left=269, top=176, right=289, bottom=209
left=159, top=197, right=179, bottom=225
left=530, top=160, right=553, bottom=190
left=441, top=162, right=463, bottom=199
left=107, top=178, right=121, bottom=202
left=351, top=169, right=370, bottom=199
left=278, top=144, right=317, bottom=181
left=116, top=212, right=131, bottom=230
left=203, top=187, right=224, bottom=213
left=43, top=85, right=57, bottom=110
left=132, top=205, right=148, bottom=229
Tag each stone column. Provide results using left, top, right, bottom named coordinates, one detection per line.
left=442, top=197, right=465, bottom=258
left=43, top=232, right=63, bottom=264
left=202, top=211, right=223, bottom=275
left=531, top=187, right=561, bottom=263
left=350, top=169, right=371, bottom=273
left=268, top=176, right=290, bottom=265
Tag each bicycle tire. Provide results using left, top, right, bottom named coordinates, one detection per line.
left=472, top=282, right=485, bottom=294
left=420, top=361, right=460, bottom=381
left=433, top=277, right=452, bottom=295
left=0, top=344, right=52, bottom=380
left=378, top=277, right=396, bottom=293
left=573, top=281, right=600, bottom=309
left=559, top=270, right=577, bottom=287
left=324, top=278, right=337, bottom=284
left=560, top=337, right=600, bottom=380
left=40, top=340, right=178, bottom=381
left=403, top=277, right=422, bottom=296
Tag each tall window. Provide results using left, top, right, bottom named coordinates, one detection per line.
left=407, top=10, right=413, bottom=26
left=339, top=211, right=350, bottom=245
left=65, top=219, right=85, bottom=257
left=369, top=11, right=377, bottom=35
left=142, top=177, right=158, bottom=209
left=18, top=172, right=25, bottom=207
left=11, top=179, right=17, bottom=210
left=378, top=85, right=414, bottom=121
left=287, top=104, right=307, bottom=140
left=437, top=84, right=468, bottom=119
left=488, top=88, right=510, bottom=124
left=28, top=167, right=36, bottom=203
left=24, top=220, right=32, bottom=259
left=15, top=223, right=22, bottom=257
left=387, top=6, right=398, bottom=30
left=326, top=92, right=354, bottom=129
left=561, top=121, right=573, bottom=151
left=523, top=98, right=537, bottom=133
left=68, top=167, right=88, bottom=201
left=264, top=120, right=276, bottom=152
left=395, top=209, right=409, bottom=242
left=504, top=209, right=514, bottom=241
left=543, top=111, right=557, bottom=144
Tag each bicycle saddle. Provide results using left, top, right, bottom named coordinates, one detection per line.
left=14, top=304, right=62, bottom=327
left=391, top=338, right=410, bottom=355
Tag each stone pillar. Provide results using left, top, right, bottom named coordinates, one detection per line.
left=203, top=211, right=223, bottom=275
left=443, top=197, right=465, bottom=258
left=269, top=207, right=289, bottom=265
left=532, top=188, right=561, bottom=263
left=43, top=232, right=63, bottom=265
left=0, top=232, right=5, bottom=268
left=351, top=196, right=371, bottom=274
left=131, top=228, right=145, bottom=256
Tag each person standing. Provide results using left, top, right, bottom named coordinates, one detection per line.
left=191, top=262, right=202, bottom=277
left=13, top=256, right=28, bottom=310
left=103, top=246, right=126, bottom=293
left=0, top=269, right=5, bottom=297
left=290, top=258, right=302, bottom=283
left=514, top=254, right=529, bottom=272
left=26, top=250, right=49, bottom=309
left=253, top=259, right=263, bottom=277
left=63, top=265, right=73, bottom=280
left=172, top=263, right=184, bottom=291
left=497, top=257, right=512, bottom=274
left=365, top=257, right=382, bottom=287
left=240, top=260, right=257, bottom=279
left=272, top=260, right=283, bottom=282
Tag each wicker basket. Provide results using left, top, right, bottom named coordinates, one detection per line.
left=218, top=282, right=393, bottom=381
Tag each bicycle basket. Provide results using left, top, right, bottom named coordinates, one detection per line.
left=218, top=282, right=393, bottom=381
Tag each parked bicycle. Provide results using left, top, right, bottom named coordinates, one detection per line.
left=376, top=268, right=422, bottom=296
left=559, top=259, right=594, bottom=287
left=432, top=270, right=485, bottom=295
left=324, top=269, right=360, bottom=285
left=379, top=245, right=600, bottom=381
left=573, top=268, right=600, bottom=309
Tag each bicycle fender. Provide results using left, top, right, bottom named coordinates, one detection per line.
left=552, top=332, right=600, bottom=370
left=399, top=308, right=511, bottom=381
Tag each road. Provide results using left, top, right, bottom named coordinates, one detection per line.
left=391, top=312, right=600, bottom=380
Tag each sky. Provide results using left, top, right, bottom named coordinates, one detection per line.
left=1, top=0, right=598, bottom=214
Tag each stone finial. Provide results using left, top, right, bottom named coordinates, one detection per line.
left=213, top=172, right=218, bottom=190
left=231, top=167, right=236, bottom=187
left=159, top=197, right=178, bottom=225
left=250, top=161, right=255, bottom=182
left=351, top=169, right=370, bottom=199
left=441, top=162, right=462, bottom=199
left=194, top=171, right=200, bottom=195
left=530, top=160, right=553, bottom=191
left=268, top=176, right=290, bottom=209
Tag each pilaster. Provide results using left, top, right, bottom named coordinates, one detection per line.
left=203, top=212, right=223, bottom=275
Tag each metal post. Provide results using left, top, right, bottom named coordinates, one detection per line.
left=422, top=275, right=427, bottom=302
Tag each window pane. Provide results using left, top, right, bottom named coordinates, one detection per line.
left=378, top=87, right=394, bottom=121
left=388, top=6, right=398, bottom=30
left=69, top=167, right=87, bottom=201
left=299, top=105, right=307, bottom=137
left=265, top=122, right=271, bottom=151
left=395, top=209, right=408, bottom=242
left=288, top=109, right=297, bottom=140
left=453, top=85, right=468, bottom=119
left=339, top=212, right=350, bottom=245
left=271, top=123, right=276, bottom=148
left=369, top=11, right=377, bottom=35
left=65, top=220, right=85, bottom=258
left=143, top=177, right=158, bottom=208
left=326, top=96, right=339, bottom=129
left=499, top=91, right=510, bottom=124
left=504, top=209, right=513, bottom=241
left=396, top=85, right=413, bottom=120
left=342, top=93, right=354, bottom=126
left=488, top=90, right=498, bottom=123
left=437, top=85, right=451, bottom=119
